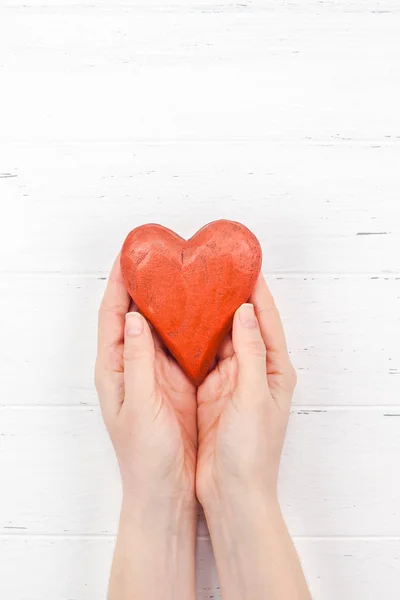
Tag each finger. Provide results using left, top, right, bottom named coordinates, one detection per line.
left=97, top=254, right=130, bottom=368
left=231, top=303, right=268, bottom=398
left=123, top=312, right=156, bottom=406
left=128, top=296, right=163, bottom=352
left=95, top=255, right=130, bottom=418
left=216, top=332, right=234, bottom=361
left=250, top=273, right=292, bottom=375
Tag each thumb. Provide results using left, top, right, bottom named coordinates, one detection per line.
left=123, top=311, right=156, bottom=405
left=232, top=303, right=268, bottom=395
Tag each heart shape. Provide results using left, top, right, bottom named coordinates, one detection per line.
left=120, top=219, right=262, bottom=384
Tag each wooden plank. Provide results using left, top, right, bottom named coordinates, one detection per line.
left=1, top=1, right=399, bottom=12
left=0, top=407, right=399, bottom=536
left=1, top=142, right=399, bottom=274
left=295, top=538, right=400, bottom=600
left=0, top=12, right=399, bottom=142
left=0, top=535, right=399, bottom=600
left=0, top=536, right=113, bottom=600
left=0, top=275, right=398, bottom=407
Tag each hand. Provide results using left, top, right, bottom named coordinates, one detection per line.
left=95, top=255, right=197, bottom=504
left=196, top=272, right=297, bottom=509
left=95, top=255, right=197, bottom=600
left=196, top=274, right=310, bottom=600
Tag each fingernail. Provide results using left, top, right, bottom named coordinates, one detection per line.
left=239, top=303, right=258, bottom=329
left=126, top=312, right=143, bottom=336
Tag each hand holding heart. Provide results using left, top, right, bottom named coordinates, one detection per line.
left=95, top=223, right=308, bottom=600
left=95, top=254, right=197, bottom=505
left=95, top=230, right=296, bottom=512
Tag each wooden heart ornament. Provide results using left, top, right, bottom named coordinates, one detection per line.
left=120, top=219, right=262, bottom=385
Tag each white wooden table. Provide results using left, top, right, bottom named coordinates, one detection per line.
left=1, top=1, right=400, bottom=598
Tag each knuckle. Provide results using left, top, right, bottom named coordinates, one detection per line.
left=256, top=304, right=279, bottom=319
left=98, top=302, right=126, bottom=318
left=94, top=358, right=118, bottom=399
left=95, top=346, right=124, bottom=378
left=105, top=346, right=124, bottom=372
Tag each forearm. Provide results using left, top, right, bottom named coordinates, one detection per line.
left=108, top=495, right=197, bottom=600
left=204, top=492, right=311, bottom=600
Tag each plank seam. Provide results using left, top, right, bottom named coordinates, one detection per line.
left=1, top=405, right=400, bottom=411
left=0, top=6, right=399, bottom=14
left=0, top=272, right=400, bottom=278
left=1, top=533, right=399, bottom=541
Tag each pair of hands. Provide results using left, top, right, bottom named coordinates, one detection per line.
left=95, top=255, right=308, bottom=600
left=95, top=256, right=296, bottom=516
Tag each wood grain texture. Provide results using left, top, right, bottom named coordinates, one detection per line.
left=1, top=142, right=400, bottom=274
left=1, top=1, right=400, bottom=9
left=1, top=0, right=399, bottom=597
left=0, top=536, right=399, bottom=600
left=0, top=11, right=399, bottom=142
left=1, top=407, right=400, bottom=536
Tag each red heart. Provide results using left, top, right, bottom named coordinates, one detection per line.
left=120, top=219, right=262, bottom=385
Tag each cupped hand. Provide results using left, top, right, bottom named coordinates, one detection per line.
left=196, top=273, right=297, bottom=510
left=95, top=256, right=197, bottom=505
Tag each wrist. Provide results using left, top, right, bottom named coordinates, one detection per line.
left=203, top=492, right=310, bottom=600
left=204, top=488, right=282, bottom=534
left=122, top=471, right=196, bottom=514
left=121, top=491, right=197, bottom=538
left=202, top=480, right=280, bottom=521
left=203, top=493, right=290, bottom=600
left=111, top=494, right=197, bottom=600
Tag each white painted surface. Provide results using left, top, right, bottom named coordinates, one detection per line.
left=0, top=275, right=399, bottom=407
left=0, top=1, right=399, bottom=598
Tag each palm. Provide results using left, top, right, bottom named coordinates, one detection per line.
left=196, top=351, right=238, bottom=491
left=125, top=295, right=198, bottom=478
left=152, top=336, right=198, bottom=484
left=196, top=328, right=284, bottom=498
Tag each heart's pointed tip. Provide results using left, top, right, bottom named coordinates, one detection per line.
left=180, top=360, right=207, bottom=388
left=190, top=372, right=209, bottom=388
